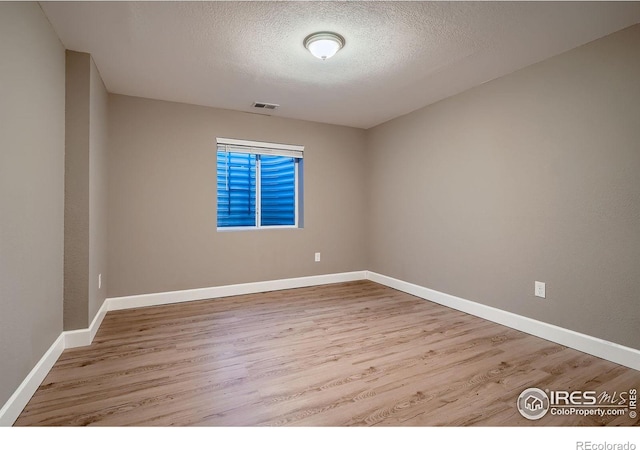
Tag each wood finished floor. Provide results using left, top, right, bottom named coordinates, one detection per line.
left=15, top=281, right=640, bottom=426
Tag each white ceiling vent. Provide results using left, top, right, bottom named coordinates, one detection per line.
left=253, top=102, right=279, bottom=110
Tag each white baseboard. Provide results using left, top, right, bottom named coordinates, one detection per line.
left=0, top=334, right=65, bottom=427
left=0, top=271, right=367, bottom=426
left=64, top=301, right=109, bottom=349
left=4, top=269, right=638, bottom=426
left=366, top=271, right=640, bottom=371
left=106, top=271, right=368, bottom=311
left=0, top=314, right=105, bottom=427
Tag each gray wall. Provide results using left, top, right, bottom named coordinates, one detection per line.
left=367, top=24, right=640, bottom=349
left=64, top=51, right=109, bottom=330
left=0, top=3, right=66, bottom=407
left=107, top=95, right=367, bottom=297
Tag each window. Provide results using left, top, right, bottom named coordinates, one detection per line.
left=216, top=138, right=303, bottom=229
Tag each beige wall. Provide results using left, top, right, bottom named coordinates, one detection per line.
left=107, top=95, right=367, bottom=297
left=367, top=25, right=640, bottom=349
left=2, top=5, right=638, bottom=413
left=0, top=3, right=65, bottom=407
left=64, top=51, right=109, bottom=330
left=64, top=51, right=90, bottom=330
left=106, top=26, right=640, bottom=349
left=89, top=57, right=109, bottom=324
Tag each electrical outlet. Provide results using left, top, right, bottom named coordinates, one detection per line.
left=98, top=274, right=102, bottom=290
left=535, top=281, right=545, bottom=299
left=315, top=252, right=321, bottom=262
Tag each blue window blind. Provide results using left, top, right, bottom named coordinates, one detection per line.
left=216, top=138, right=303, bottom=229
left=260, top=155, right=296, bottom=226
left=216, top=152, right=256, bottom=227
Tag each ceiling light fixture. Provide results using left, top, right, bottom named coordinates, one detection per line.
left=303, top=32, right=345, bottom=60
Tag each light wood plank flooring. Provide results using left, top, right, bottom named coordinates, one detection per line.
left=15, top=281, right=640, bottom=426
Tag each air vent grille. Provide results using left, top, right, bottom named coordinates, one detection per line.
left=253, top=102, right=280, bottom=110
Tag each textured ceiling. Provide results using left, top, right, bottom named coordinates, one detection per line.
left=40, top=1, right=640, bottom=129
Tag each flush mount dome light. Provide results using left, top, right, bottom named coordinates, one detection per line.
left=303, top=32, right=345, bottom=60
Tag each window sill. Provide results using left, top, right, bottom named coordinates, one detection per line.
left=216, top=225, right=301, bottom=232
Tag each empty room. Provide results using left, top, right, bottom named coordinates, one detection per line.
left=1, top=0, right=639, bottom=440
